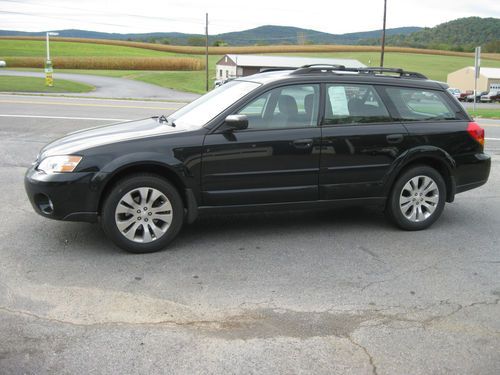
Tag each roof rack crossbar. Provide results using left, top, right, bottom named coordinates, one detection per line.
left=291, top=65, right=427, bottom=79
left=290, top=64, right=346, bottom=75
left=300, top=64, right=347, bottom=69
left=259, top=67, right=295, bottom=73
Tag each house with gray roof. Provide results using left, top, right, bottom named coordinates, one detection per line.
left=215, top=54, right=366, bottom=82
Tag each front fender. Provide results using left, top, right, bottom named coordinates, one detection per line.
left=99, top=151, right=183, bottom=175
left=89, top=151, right=188, bottom=194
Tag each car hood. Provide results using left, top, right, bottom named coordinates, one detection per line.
left=39, top=117, right=188, bottom=159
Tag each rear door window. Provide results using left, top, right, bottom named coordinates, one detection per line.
left=384, top=87, right=459, bottom=121
left=323, top=84, right=392, bottom=125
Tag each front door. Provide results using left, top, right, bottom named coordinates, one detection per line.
left=201, top=83, right=321, bottom=206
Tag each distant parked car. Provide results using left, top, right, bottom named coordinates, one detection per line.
left=466, top=91, right=488, bottom=102
left=480, top=91, right=500, bottom=103
left=447, top=88, right=461, bottom=99
left=458, top=91, right=472, bottom=102
left=0, top=60, right=6, bottom=68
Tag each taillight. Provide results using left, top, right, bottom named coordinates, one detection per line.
left=467, top=122, right=485, bottom=147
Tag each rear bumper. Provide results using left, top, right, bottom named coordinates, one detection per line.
left=24, top=166, right=100, bottom=223
left=454, top=152, right=491, bottom=194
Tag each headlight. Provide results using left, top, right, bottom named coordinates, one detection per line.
left=37, top=155, right=82, bottom=173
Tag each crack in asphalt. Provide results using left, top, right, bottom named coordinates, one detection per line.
left=360, top=260, right=448, bottom=292
left=347, top=335, right=378, bottom=375
left=2, top=297, right=498, bottom=332
left=1, top=297, right=499, bottom=374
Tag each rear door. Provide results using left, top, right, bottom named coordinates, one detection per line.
left=319, top=83, right=408, bottom=199
left=201, top=83, right=322, bottom=206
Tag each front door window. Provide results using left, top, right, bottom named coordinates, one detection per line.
left=238, top=84, right=320, bottom=130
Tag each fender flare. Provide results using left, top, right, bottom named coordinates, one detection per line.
left=382, top=146, right=456, bottom=199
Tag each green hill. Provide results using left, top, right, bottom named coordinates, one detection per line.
left=0, top=25, right=421, bottom=46
left=359, top=17, right=500, bottom=52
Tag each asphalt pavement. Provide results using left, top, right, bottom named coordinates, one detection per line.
left=0, top=94, right=499, bottom=374
left=0, top=70, right=201, bottom=102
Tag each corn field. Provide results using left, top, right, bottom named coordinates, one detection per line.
left=4, top=56, right=204, bottom=70
left=1, top=36, right=499, bottom=61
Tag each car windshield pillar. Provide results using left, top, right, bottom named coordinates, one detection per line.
left=168, top=80, right=261, bottom=130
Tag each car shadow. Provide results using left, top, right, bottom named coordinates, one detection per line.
left=47, top=205, right=392, bottom=256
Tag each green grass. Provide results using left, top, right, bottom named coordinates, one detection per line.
left=0, top=39, right=178, bottom=57
left=17, top=51, right=499, bottom=94
left=4, top=39, right=500, bottom=93
left=468, top=109, right=500, bottom=119
left=0, top=76, right=94, bottom=93
left=268, top=52, right=500, bottom=82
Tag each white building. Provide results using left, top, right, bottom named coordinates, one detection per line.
left=215, top=54, right=366, bottom=81
left=447, top=67, right=500, bottom=92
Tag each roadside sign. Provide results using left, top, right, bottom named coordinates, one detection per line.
left=45, top=60, right=53, bottom=87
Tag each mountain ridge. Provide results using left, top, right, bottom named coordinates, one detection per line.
left=0, top=25, right=421, bottom=46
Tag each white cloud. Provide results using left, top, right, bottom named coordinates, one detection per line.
left=0, top=0, right=498, bottom=34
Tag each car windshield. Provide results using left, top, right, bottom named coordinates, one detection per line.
left=167, top=80, right=261, bottom=129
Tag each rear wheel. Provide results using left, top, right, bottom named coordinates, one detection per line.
left=101, top=174, right=184, bottom=253
left=386, top=165, right=446, bottom=230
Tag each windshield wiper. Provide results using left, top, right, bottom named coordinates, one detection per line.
left=157, top=115, right=176, bottom=127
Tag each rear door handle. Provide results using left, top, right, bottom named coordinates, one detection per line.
left=292, top=139, right=314, bottom=148
left=386, top=134, right=404, bottom=144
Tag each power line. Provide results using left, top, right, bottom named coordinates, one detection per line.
left=0, top=0, right=206, bottom=25
left=0, top=10, right=130, bottom=28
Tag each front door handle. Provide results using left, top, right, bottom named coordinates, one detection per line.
left=386, top=134, right=404, bottom=144
left=292, top=139, right=313, bottom=148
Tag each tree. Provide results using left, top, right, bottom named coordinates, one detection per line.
left=187, top=37, right=205, bottom=46
left=484, top=40, right=500, bottom=53
left=213, top=40, right=227, bottom=47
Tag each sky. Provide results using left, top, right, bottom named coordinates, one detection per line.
left=0, top=0, right=499, bottom=35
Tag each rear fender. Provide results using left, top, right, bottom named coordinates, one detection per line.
left=382, top=146, right=456, bottom=200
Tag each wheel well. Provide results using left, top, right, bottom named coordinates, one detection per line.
left=393, top=157, right=454, bottom=201
left=97, top=164, right=187, bottom=215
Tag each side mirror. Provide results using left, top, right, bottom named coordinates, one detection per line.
left=224, top=114, right=248, bottom=131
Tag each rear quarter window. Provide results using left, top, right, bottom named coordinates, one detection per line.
left=383, top=87, right=462, bottom=121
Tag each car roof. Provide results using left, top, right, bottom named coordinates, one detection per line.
left=235, top=68, right=447, bottom=90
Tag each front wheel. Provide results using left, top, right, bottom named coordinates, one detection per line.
left=386, top=166, right=446, bottom=231
left=101, top=174, right=184, bottom=253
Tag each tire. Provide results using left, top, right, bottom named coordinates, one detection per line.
left=386, top=165, right=446, bottom=231
left=101, top=174, right=184, bottom=253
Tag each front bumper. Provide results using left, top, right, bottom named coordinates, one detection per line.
left=24, top=166, right=101, bottom=222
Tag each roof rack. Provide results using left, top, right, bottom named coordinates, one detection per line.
left=259, top=67, right=295, bottom=73
left=290, top=64, right=346, bottom=75
left=290, top=65, right=427, bottom=79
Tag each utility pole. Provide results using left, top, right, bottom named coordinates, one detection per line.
left=380, top=0, right=387, bottom=67
left=473, top=46, right=481, bottom=112
left=205, top=13, right=209, bottom=92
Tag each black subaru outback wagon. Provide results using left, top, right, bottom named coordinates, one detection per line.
left=25, top=66, right=490, bottom=253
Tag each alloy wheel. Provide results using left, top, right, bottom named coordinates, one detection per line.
left=114, top=187, right=173, bottom=243
left=399, top=175, right=439, bottom=222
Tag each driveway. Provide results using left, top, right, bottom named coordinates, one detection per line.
left=0, top=70, right=201, bottom=102
left=1, top=97, right=499, bottom=374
